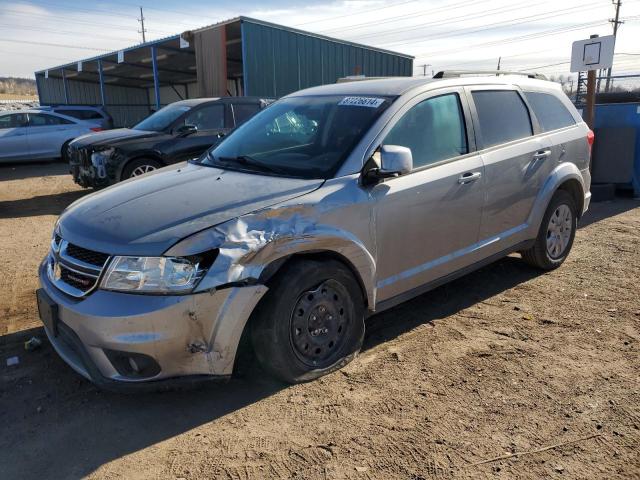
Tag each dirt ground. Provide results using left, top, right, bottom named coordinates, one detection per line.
left=1, top=162, right=639, bottom=480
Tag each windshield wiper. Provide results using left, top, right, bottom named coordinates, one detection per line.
left=214, top=154, right=288, bottom=175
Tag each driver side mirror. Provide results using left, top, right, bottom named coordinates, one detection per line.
left=176, top=124, right=198, bottom=137
left=363, top=145, right=413, bottom=184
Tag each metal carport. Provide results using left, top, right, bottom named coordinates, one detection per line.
left=35, top=17, right=414, bottom=127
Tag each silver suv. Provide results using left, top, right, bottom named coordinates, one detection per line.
left=37, top=74, right=592, bottom=390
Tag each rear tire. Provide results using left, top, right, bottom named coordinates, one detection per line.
left=251, top=259, right=365, bottom=384
left=520, top=190, right=577, bottom=270
left=122, top=158, right=162, bottom=180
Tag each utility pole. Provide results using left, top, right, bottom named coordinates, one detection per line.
left=417, top=64, right=431, bottom=76
left=496, top=56, right=501, bottom=71
left=605, top=0, right=623, bottom=92
left=138, top=6, right=147, bottom=43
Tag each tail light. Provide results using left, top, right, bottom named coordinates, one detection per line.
left=587, top=129, right=595, bottom=153
left=90, top=127, right=103, bottom=132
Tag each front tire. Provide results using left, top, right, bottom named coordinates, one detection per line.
left=122, top=158, right=162, bottom=180
left=520, top=190, right=577, bottom=270
left=251, top=259, right=365, bottom=383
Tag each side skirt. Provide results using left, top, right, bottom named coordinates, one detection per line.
left=370, top=239, right=534, bottom=316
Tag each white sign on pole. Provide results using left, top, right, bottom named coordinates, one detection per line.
left=77, top=61, right=83, bottom=72
left=570, top=35, right=615, bottom=72
left=117, top=51, right=124, bottom=63
left=45, top=70, right=48, bottom=79
left=180, top=35, right=190, bottom=49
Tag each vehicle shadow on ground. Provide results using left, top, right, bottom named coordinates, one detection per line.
left=0, top=190, right=87, bottom=218
left=0, top=161, right=69, bottom=181
left=0, top=255, right=542, bottom=480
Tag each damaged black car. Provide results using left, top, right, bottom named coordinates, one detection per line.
left=67, top=96, right=273, bottom=188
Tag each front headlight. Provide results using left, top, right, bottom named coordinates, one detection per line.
left=101, top=256, right=204, bottom=294
left=90, top=148, right=114, bottom=163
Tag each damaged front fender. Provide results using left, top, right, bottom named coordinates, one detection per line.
left=165, top=182, right=378, bottom=308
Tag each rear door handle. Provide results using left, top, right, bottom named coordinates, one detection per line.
left=458, top=171, right=482, bottom=184
left=533, top=149, right=551, bottom=160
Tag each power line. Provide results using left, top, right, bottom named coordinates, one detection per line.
left=0, top=38, right=110, bottom=52
left=373, top=1, right=609, bottom=48
left=293, top=0, right=419, bottom=26
left=339, top=0, right=533, bottom=40
left=318, top=0, right=490, bottom=34
left=413, top=18, right=614, bottom=59
left=1, top=7, right=173, bottom=35
left=25, top=0, right=136, bottom=20
left=0, top=23, right=139, bottom=43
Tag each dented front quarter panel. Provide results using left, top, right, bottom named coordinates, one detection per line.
left=166, top=174, right=379, bottom=308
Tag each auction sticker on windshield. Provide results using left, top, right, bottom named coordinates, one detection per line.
left=338, top=97, right=385, bottom=108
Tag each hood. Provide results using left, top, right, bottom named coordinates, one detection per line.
left=70, top=128, right=163, bottom=148
left=58, top=162, right=324, bottom=256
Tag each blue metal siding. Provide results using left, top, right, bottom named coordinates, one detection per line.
left=242, top=20, right=413, bottom=98
left=594, top=103, right=640, bottom=195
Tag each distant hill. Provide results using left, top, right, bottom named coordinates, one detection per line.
left=0, top=77, right=37, bottom=97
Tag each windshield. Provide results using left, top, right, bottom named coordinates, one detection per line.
left=134, top=103, right=191, bottom=132
left=201, top=95, right=393, bottom=178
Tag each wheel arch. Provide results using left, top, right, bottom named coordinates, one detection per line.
left=527, top=162, right=586, bottom=237
left=259, top=250, right=371, bottom=310
left=555, top=178, right=585, bottom=219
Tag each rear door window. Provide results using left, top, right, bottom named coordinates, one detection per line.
left=471, top=90, right=533, bottom=148
left=232, top=103, right=260, bottom=126
left=28, top=113, right=73, bottom=126
left=524, top=91, right=576, bottom=132
left=384, top=93, right=468, bottom=169
left=184, top=104, right=224, bottom=130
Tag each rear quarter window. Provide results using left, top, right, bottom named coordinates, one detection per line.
left=472, top=90, right=533, bottom=148
left=524, top=91, right=576, bottom=132
left=54, top=109, right=102, bottom=120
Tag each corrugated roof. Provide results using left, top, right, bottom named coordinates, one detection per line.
left=35, top=16, right=413, bottom=74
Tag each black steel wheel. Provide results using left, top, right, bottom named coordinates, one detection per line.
left=251, top=259, right=365, bottom=383
left=290, top=279, right=352, bottom=369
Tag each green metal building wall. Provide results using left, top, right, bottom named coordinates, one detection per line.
left=240, top=19, right=413, bottom=98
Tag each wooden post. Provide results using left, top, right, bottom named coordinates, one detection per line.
left=584, top=34, right=599, bottom=130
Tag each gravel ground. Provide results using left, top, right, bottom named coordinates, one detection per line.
left=0, top=162, right=639, bottom=479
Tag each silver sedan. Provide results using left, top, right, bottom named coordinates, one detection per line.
left=0, top=109, right=102, bottom=163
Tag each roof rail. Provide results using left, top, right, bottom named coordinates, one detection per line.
left=433, top=70, right=547, bottom=81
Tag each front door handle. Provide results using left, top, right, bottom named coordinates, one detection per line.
left=533, top=149, right=552, bottom=160
left=458, top=171, right=482, bottom=184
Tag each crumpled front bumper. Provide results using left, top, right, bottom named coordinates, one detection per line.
left=38, top=260, right=267, bottom=391
left=68, top=147, right=111, bottom=188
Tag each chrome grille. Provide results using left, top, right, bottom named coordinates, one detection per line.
left=47, top=238, right=110, bottom=297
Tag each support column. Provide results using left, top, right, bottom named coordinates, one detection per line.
left=151, top=46, right=161, bottom=110
left=98, top=60, right=106, bottom=106
left=62, top=68, right=69, bottom=104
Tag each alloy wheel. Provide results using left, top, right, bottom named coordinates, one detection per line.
left=130, top=164, right=157, bottom=177
left=546, top=204, right=573, bottom=258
